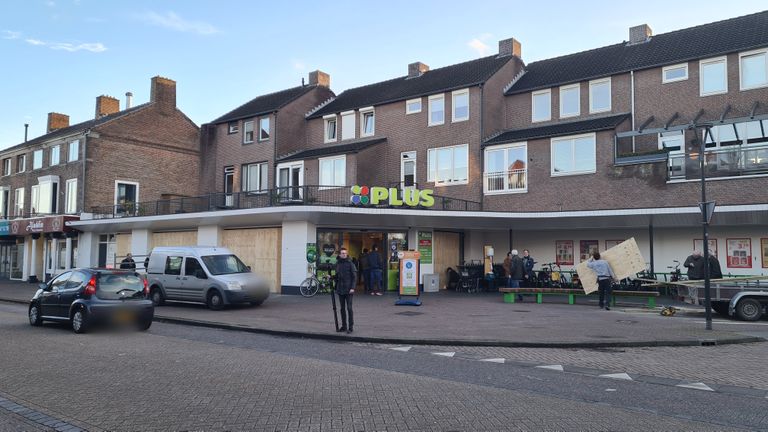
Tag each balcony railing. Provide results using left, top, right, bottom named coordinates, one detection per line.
left=483, top=169, right=527, bottom=194
left=668, top=144, right=768, bottom=180
left=90, top=185, right=483, bottom=219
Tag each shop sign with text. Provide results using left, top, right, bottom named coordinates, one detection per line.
left=350, top=185, right=434, bottom=208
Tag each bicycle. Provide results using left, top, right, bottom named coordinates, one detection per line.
left=539, top=263, right=567, bottom=288
left=299, top=263, right=335, bottom=297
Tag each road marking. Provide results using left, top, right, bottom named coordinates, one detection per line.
left=390, top=346, right=412, bottom=352
left=479, top=358, right=506, bottom=363
left=599, top=373, right=633, bottom=381
left=536, top=364, right=564, bottom=372
left=701, top=321, right=768, bottom=326
left=676, top=382, right=714, bottom=392
left=605, top=388, right=617, bottom=392
left=432, top=352, right=455, bottom=357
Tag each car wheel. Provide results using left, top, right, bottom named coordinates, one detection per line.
left=29, top=303, right=42, bottom=326
left=150, top=287, right=164, bottom=306
left=249, top=300, right=263, bottom=307
left=736, top=298, right=763, bottom=321
left=71, top=308, right=88, bottom=334
left=207, top=290, right=224, bottom=311
left=137, top=319, right=152, bottom=332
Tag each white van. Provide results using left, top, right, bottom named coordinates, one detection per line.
left=146, top=246, right=270, bottom=310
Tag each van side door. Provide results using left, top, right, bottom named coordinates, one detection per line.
left=163, top=256, right=184, bottom=299
left=182, top=257, right=208, bottom=301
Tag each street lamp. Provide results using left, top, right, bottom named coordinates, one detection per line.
left=691, top=123, right=715, bottom=331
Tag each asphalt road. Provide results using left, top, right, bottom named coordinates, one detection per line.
left=0, top=302, right=765, bottom=431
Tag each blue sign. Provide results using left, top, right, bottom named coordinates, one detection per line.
left=0, top=221, right=8, bottom=236
left=405, top=262, right=413, bottom=269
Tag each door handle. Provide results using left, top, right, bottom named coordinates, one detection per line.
left=181, top=277, right=188, bottom=281
left=176, top=277, right=181, bottom=280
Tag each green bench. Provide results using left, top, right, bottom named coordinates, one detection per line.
left=499, top=288, right=660, bottom=308
left=611, top=290, right=660, bottom=308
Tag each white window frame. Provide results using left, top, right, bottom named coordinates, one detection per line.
left=589, top=78, right=611, bottom=113
left=360, top=107, right=375, bottom=137
left=739, top=48, right=768, bottom=91
left=400, top=151, right=417, bottom=189
left=30, top=184, right=39, bottom=215
left=32, top=150, right=43, bottom=170
left=428, top=94, right=445, bottom=126
left=114, top=180, right=140, bottom=206
left=0, top=186, right=8, bottom=218
left=2, top=158, right=10, bottom=176
left=323, top=115, right=337, bottom=143
left=65, top=178, right=78, bottom=214
left=68, top=140, right=79, bottom=162
left=559, top=84, right=580, bottom=118
left=34, top=175, right=59, bottom=215
left=406, top=98, right=422, bottom=114
left=531, top=89, right=551, bottom=122
left=241, top=162, right=268, bottom=193
left=341, top=111, right=355, bottom=141
left=242, top=120, right=254, bottom=144
left=483, top=142, right=528, bottom=194
left=227, top=121, right=239, bottom=134
left=318, top=155, right=346, bottom=190
left=13, top=188, right=24, bottom=217
left=427, top=143, right=469, bottom=186
left=550, top=132, right=597, bottom=177
left=50, top=145, right=60, bottom=166
left=699, top=56, right=728, bottom=96
left=662, top=63, right=689, bottom=84
left=451, top=88, right=470, bottom=122
left=258, top=117, right=270, bottom=141
left=658, top=130, right=685, bottom=154
left=17, top=155, right=26, bottom=173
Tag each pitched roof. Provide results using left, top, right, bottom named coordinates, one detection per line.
left=212, top=85, right=318, bottom=124
left=277, top=137, right=387, bottom=162
left=507, top=10, right=768, bottom=95
left=307, top=55, right=513, bottom=119
left=1, top=104, right=151, bottom=154
left=483, top=114, right=630, bottom=146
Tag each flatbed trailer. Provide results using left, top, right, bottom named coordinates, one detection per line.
left=676, top=277, right=768, bottom=321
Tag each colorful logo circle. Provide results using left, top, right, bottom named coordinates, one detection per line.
left=350, top=185, right=371, bottom=205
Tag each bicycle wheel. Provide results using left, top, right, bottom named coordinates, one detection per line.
left=299, top=277, right=320, bottom=297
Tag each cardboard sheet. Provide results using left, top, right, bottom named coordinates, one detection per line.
left=575, top=238, right=646, bottom=294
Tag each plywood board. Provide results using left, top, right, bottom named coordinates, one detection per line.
left=116, top=234, right=132, bottom=261
left=222, top=228, right=281, bottom=293
left=151, top=231, right=197, bottom=248
left=576, top=238, right=646, bottom=294
left=433, top=232, right=460, bottom=289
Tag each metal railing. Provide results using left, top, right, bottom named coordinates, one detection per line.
left=90, top=185, right=483, bottom=219
left=483, top=169, right=527, bottom=193
left=668, top=144, right=768, bottom=180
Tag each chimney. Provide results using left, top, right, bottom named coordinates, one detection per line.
left=125, top=92, right=134, bottom=109
left=150, top=76, right=177, bottom=111
left=95, top=95, right=120, bottom=118
left=628, top=24, right=652, bottom=45
left=46, top=112, right=69, bottom=133
left=24, top=124, right=29, bottom=142
left=308, top=70, right=330, bottom=88
left=408, top=62, right=429, bottom=78
left=498, top=38, right=522, bottom=58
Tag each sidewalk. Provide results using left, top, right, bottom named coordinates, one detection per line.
left=1, top=280, right=762, bottom=347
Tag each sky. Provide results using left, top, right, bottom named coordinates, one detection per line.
left=0, top=0, right=766, bottom=149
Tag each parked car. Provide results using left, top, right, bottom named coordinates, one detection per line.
left=28, top=269, right=154, bottom=333
left=146, top=246, right=270, bottom=310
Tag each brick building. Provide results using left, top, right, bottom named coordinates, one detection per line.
left=0, top=76, right=199, bottom=282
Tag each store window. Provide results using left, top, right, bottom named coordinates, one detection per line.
left=551, top=133, right=596, bottom=176
left=427, top=144, right=468, bottom=185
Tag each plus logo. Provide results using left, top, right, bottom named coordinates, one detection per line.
left=350, top=185, right=371, bottom=205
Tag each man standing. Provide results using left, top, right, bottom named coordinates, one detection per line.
left=335, top=248, right=357, bottom=333
left=708, top=253, right=723, bottom=279
left=359, top=248, right=369, bottom=292
left=367, top=244, right=383, bottom=296
left=120, top=253, right=136, bottom=270
left=522, top=249, right=535, bottom=287
left=683, top=250, right=706, bottom=280
left=509, top=250, right=525, bottom=302
left=587, top=252, right=616, bottom=310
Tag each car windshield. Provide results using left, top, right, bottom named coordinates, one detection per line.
left=96, top=273, right=145, bottom=300
left=201, top=255, right=250, bottom=276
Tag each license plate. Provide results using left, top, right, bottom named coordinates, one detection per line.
left=114, top=310, right=135, bottom=323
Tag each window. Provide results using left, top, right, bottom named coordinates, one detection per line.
left=341, top=112, right=355, bottom=140
left=33, top=177, right=58, bottom=214
left=324, top=116, right=337, bottom=143
left=0, top=187, right=8, bottom=217
left=452, top=89, right=469, bottom=122
left=3, top=158, right=10, bottom=176
left=427, top=144, right=468, bottom=185
left=551, top=133, right=596, bottom=176
left=589, top=78, right=611, bottom=113
left=164, top=256, right=183, bottom=276
left=228, top=121, right=239, bottom=134
left=361, top=109, right=374, bottom=136
left=30, top=185, right=39, bottom=214
left=700, top=57, right=727, bottom=96
left=428, top=94, right=444, bottom=126
left=184, top=258, right=204, bottom=277
left=68, top=140, right=79, bottom=162
left=50, top=146, right=60, bottom=166
left=559, top=84, right=580, bottom=118
left=115, top=181, right=139, bottom=213
left=259, top=117, right=270, bottom=141
left=32, top=150, right=43, bottom=170
left=532, top=90, right=551, bottom=122
left=65, top=179, right=77, bottom=214
left=740, top=49, right=768, bottom=90
left=406, top=98, right=422, bottom=114
left=13, top=188, right=24, bottom=217
left=16, top=155, right=25, bottom=173
left=241, top=162, right=268, bottom=193
left=662, top=63, right=688, bottom=83
left=243, top=120, right=254, bottom=143
left=659, top=131, right=685, bottom=178
left=319, top=155, right=346, bottom=189
left=401, top=152, right=417, bottom=188
left=484, top=143, right=528, bottom=193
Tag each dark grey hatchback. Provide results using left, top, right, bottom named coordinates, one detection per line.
left=29, top=269, right=154, bottom=333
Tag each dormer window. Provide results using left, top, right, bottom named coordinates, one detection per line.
left=324, top=115, right=337, bottom=143
left=361, top=108, right=374, bottom=137
left=228, top=121, right=239, bottom=134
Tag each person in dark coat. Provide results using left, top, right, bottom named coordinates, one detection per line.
left=708, top=254, right=723, bottom=279
left=120, top=253, right=136, bottom=270
left=683, top=251, right=706, bottom=280
left=502, top=252, right=512, bottom=287
left=522, top=249, right=535, bottom=287
left=335, top=247, right=358, bottom=334
left=359, top=248, right=369, bottom=292
left=367, top=244, right=383, bottom=296
left=508, top=250, right=525, bottom=302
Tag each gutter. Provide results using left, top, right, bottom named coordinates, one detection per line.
left=81, top=129, right=91, bottom=213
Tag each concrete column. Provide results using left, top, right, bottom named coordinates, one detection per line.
left=22, top=238, right=30, bottom=281
left=197, top=225, right=222, bottom=246
left=29, top=236, right=38, bottom=283
left=51, top=237, right=59, bottom=275
left=280, top=220, right=316, bottom=294
left=65, top=237, right=73, bottom=269
left=76, top=232, right=99, bottom=269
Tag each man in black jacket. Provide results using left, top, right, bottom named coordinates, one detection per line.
left=683, top=251, right=705, bottom=280
left=335, top=248, right=358, bottom=333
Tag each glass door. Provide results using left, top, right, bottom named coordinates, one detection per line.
left=277, top=162, right=304, bottom=202
left=224, top=166, right=234, bottom=207
left=10, top=243, right=23, bottom=280
left=0, top=244, right=10, bottom=279
left=401, top=152, right=416, bottom=190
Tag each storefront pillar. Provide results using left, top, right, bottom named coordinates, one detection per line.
left=28, top=235, right=39, bottom=283
left=197, top=225, right=222, bottom=247
left=65, top=237, right=73, bottom=269
left=280, top=220, right=316, bottom=294
left=76, top=231, right=98, bottom=269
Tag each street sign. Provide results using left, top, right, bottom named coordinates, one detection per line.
left=699, top=201, right=716, bottom=224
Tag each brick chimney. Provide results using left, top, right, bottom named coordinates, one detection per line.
left=408, top=62, right=429, bottom=78
left=150, top=76, right=177, bottom=111
left=95, top=95, right=120, bottom=118
left=46, top=112, right=69, bottom=133
left=628, top=24, right=652, bottom=45
left=308, top=70, right=330, bottom=88
left=498, top=38, right=522, bottom=58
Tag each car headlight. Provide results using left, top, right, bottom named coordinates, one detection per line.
left=225, top=281, right=242, bottom=290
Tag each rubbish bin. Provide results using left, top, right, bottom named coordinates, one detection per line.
left=423, top=274, right=439, bottom=292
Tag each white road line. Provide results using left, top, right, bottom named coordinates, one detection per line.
left=676, top=382, right=714, bottom=392
left=432, top=352, right=456, bottom=357
left=390, top=346, right=412, bottom=352
left=536, top=364, right=564, bottom=372
left=479, top=358, right=506, bottom=364
left=599, top=373, right=633, bottom=381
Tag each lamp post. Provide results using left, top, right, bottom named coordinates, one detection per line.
left=693, top=123, right=714, bottom=331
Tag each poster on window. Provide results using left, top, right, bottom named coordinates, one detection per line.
left=580, top=240, right=599, bottom=262
left=762, top=239, right=768, bottom=268
left=605, top=239, right=624, bottom=250
left=693, top=239, right=718, bottom=258
left=727, top=238, right=752, bottom=268
left=555, top=240, right=574, bottom=265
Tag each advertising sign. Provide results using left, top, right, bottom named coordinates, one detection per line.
left=726, top=238, right=752, bottom=268
left=306, top=243, right=317, bottom=263
left=399, top=251, right=421, bottom=296
left=0, top=221, right=8, bottom=236
left=417, top=231, right=432, bottom=264
left=350, top=185, right=435, bottom=208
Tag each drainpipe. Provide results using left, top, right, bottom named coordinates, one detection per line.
left=81, top=129, right=90, bottom=213
left=630, top=70, right=636, bottom=153
left=273, top=111, right=278, bottom=189
left=479, top=83, right=485, bottom=211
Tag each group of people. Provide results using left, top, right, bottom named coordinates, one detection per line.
left=501, top=249, right=536, bottom=301
left=683, top=250, right=722, bottom=280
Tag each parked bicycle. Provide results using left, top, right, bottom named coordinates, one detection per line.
left=538, top=263, right=567, bottom=288
left=299, top=263, right=335, bottom=297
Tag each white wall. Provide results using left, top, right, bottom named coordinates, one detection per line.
left=281, top=221, right=317, bottom=287
left=76, top=232, right=98, bottom=269
left=197, top=225, right=222, bottom=247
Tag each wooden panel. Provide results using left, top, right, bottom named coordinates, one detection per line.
left=116, top=234, right=132, bottom=261
left=575, top=237, right=646, bottom=294
left=151, top=231, right=197, bottom=248
left=433, top=232, right=460, bottom=289
left=221, top=228, right=281, bottom=293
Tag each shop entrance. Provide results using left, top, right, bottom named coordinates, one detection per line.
left=0, top=242, right=22, bottom=280
left=316, top=229, right=409, bottom=292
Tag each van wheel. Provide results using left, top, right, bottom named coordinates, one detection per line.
left=71, top=308, right=88, bottom=334
left=736, top=298, right=763, bottom=321
left=207, top=290, right=224, bottom=311
left=29, top=303, right=42, bottom=326
left=150, top=287, right=164, bottom=306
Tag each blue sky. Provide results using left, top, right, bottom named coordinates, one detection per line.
left=0, top=0, right=766, bottom=148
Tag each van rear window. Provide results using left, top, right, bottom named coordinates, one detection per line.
left=201, top=255, right=249, bottom=275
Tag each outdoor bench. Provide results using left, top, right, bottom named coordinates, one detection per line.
left=610, top=290, right=660, bottom=308
left=499, top=288, right=660, bottom=308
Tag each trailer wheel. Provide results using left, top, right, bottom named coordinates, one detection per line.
left=735, top=298, right=763, bottom=321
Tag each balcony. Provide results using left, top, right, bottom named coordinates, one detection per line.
left=668, top=144, right=768, bottom=181
left=483, top=169, right=527, bottom=194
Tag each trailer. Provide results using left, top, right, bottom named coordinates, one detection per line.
left=676, top=277, right=768, bottom=321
